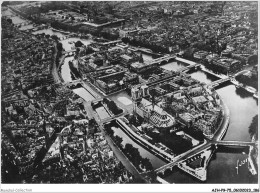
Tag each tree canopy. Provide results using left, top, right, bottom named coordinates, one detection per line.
left=75, top=40, right=84, bottom=48
left=57, top=42, right=63, bottom=52
left=6, top=18, right=13, bottom=24
left=249, top=115, right=258, bottom=140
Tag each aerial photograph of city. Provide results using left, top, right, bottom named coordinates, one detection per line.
left=1, top=0, right=258, bottom=188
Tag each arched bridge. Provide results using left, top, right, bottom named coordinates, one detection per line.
left=63, top=79, right=83, bottom=87
left=147, top=55, right=176, bottom=66
left=64, top=49, right=77, bottom=57
left=208, top=78, right=230, bottom=88
left=14, top=21, right=32, bottom=27
left=59, top=35, right=71, bottom=41
left=155, top=143, right=212, bottom=175
left=175, top=57, right=197, bottom=65
left=99, top=40, right=122, bottom=46
left=178, top=63, right=201, bottom=72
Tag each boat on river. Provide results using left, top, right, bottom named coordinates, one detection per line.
left=51, top=27, right=70, bottom=35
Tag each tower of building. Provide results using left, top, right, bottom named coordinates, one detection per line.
left=139, top=53, right=144, bottom=63
left=42, top=116, right=49, bottom=148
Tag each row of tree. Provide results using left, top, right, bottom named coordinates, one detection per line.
left=144, top=128, right=194, bottom=155
left=249, top=115, right=258, bottom=140
left=105, top=123, right=153, bottom=172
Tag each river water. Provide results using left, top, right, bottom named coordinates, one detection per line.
left=11, top=9, right=257, bottom=183
left=161, top=61, right=189, bottom=72
left=61, top=57, right=74, bottom=82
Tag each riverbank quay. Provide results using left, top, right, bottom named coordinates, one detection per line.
left=52, top=42, right=62, bottom=84
left=57, top=54, right=66, bottom=82
left=247, top=145, right=258, bottom=175
left=212, top=97, right=230, bottom=141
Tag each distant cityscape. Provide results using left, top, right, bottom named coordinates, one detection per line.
left=1, top=1, right=258, bottom=185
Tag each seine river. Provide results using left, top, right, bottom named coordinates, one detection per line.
left=9, top=10, right=257, bottom=183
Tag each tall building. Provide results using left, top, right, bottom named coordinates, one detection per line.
left=131, top=84, right=149, bottom=101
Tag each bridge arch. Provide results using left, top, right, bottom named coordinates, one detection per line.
left=157, top=169, right=166, bottom=176
left=67, top=81, right=82, bottom=89
left=168, top=58, right=175, bottom=63
left=160, top=60, right=167, bottom=65
left=164, top=167, right=173, bottom=176
left=170, top=165, right=175, bottom=172
left=75, top=82, right=82, bottom=87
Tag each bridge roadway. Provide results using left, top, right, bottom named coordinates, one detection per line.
left=65, top=49, right=76, bottom=53
left=146, top=55, right=176, bottom=65
left=64, top=50, right=77, bottom=57
left=175, top=57, right=197, bottom=66
left=14, top=21, right=32, bottom=27
left=178, top=63, right=201, bottom=72
left=208, top=77, right=230, bottom=87
left=212, top=140, right=256, bottom=147
left=99, top=40, right=122, bottom=46
left=137, top=48, right=163, bottom=57
left=63, top=79, right=82, bottom=86
left=155, top=141, right=211, bottom=173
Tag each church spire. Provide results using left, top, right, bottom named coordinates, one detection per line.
left=139, top=53, right=144, bottom=63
